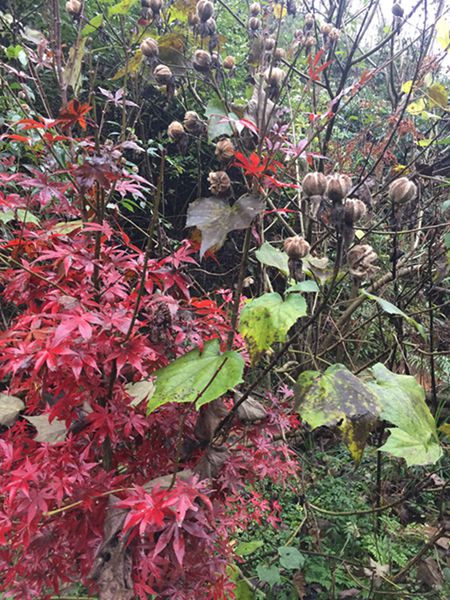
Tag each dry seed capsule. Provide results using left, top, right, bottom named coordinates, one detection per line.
left=193, top=49, right=212, bottom=72
left=284, top=236, right=310, bottom=259
left=250, top=2, right=261, bottom=16
left=183, top=111, right=204, bottom=135
left=140, top=37, right=159, bottom=58
left=302, top=172, right=327, bottom=197
left=168, top=121, right=185, bottom=141
left=208, top=171, right=231, bottom=196
left=66, top=0, right=81, bottom=15
left=389, top=177, right=417, bottom=204
left=153, top=64, right=173, bottom=84
left=248, top=17, right=261, bottom=31
left=392, top=3, right=404, bottom=17
left=196, top=0, right=214, bottom=22
left=215, top=138, right=235, bottom=161
left=327, top=175, right=348, bottom=203
left=344, top=198, right=367, bottom=225
left=223, top=55, right=235, bottom=70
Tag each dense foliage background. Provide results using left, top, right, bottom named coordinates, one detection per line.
left=0, top=0, right=448, bottom=599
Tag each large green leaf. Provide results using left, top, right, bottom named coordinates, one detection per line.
left=365, top=364, right=443, bottom=466
left=147, top=339, right=244, bottom=413
left=239, top=292, right=307, bottom=362
left=296, top=363, right=442, bottom=466
left=295, top=364, right=379, bottom=463
left=255, top=241, right=289, bottom=276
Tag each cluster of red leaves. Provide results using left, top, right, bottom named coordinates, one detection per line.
left=0, top=111, right=299, bottom=599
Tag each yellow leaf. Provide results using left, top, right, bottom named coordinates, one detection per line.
left=401, top=80, right=413, bottom=94
left=439, top=423, right=450, bottom=437
left=436, top=17, right=450, bottom=52
left=112, top=49, right=143, bottom=80
left=406, top=98, right=426, bottom=115
left=273, top=3, right=287, bottom=19
left=62, top=38, right=86, bottom=95
left=428, top=83, right=448, bottom=108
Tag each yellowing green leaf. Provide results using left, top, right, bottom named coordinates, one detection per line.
left=239, top=292, right=307, bottom=362
left=428, top=83, right=448, bottom=108
left=62, top=38, right=86, bottom=95
left=81, top=14, right=104, bottom=37
left=295, top=364, right=379, bottom=463
left=406, top=98, right=426, bottom=115
left=108, top=0, right=138, bottom=16
left=111, top=49, right=143, bottom=80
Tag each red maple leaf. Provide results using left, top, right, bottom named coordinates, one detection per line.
left=56, top=99, right=92, bottom=131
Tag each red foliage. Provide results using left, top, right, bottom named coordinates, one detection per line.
left=0, top=111, right=299, bottom=599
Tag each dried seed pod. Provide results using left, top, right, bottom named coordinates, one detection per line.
left=153, top=64, right=173, bottom=85
left=264, top=66, right=285, bottom=87
left=389, top=177, right=417, bottom=204
left=140, top=37, right=159, bottom=58
left=392, top=3, right=404, bottom=17
left=344, top=198, right=367, bottom=225
left=141, top=0, right=152, bottom=6
left=294, top=29, right=304, bottom=39
left=208, top=171, right=231, bottom=196
left=340, top=174, right=352, bottom=196
left=215, top=138, right=235, bottom=161
left=193, top=48, right=212, bottom=72
left=196, top=0, right=214, bottom=22
left=141, top=7, right=154, bottom=20
left=328, top=27, right=340, bottom=41
left=274, top=47, right=287, bottom=61
left=203, top=17, right=216, bottom=35
left=304, top=12, right=314, bottom=29
left=149, top=0, right=162, bottom=12
left=223, top=55, right=235, bottom=70
left=326, top=175, right=348, bottom=203
left=283, top=236, right=310, bottom=259
left=66, top=0, right=81, bottom=15
left=302, top=172, right=327, bottom=197
left=188, top=12, right=200, bottom=27
left=250, top=2, right=261, bottom=16
left=264, top=37, right=276, bottom=51
left=167, top=121, right=185, bottom=141
left=183, top=110, right=204, bottom=135
left=321, top=23, right=333, bottom=35
left=304, top=36, right=316, bottom=48
left=248, top=17, right=261, bottom=31
left=347, top=244, right=379, bottom=279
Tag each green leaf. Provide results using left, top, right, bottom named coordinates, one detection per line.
left=16, top=209, right=40, bottom=224
left=295, top=364, right=379, bottom=463
left=235, top=540, right=264, bottom=557
left=239, top=292, right=307, bottom=362
left=287, top=280, right=320, bottom=294
left=362, top=291, right=425, bottom=337
left=278, top=546, right=305, bottom=570
left=81, top=14, right=104, bottom=37
left=255, top=242, right=289, bottom=276
left=256, top=564, right=282, bottom=587
left=108, top=0, right=138, bottom=16
left=147, top=339, right=244, bottom=413
left=234, top=580, right=253, bottom=600
left=366, top=364, right=443, bottom=466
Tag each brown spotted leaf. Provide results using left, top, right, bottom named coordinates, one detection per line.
left=295, top=364, right=379, bottom=463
